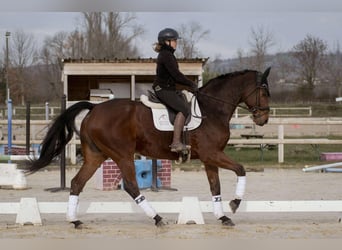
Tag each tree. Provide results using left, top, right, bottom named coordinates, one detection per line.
left=325, top=42, right=342, bottom=96
left=66, top=30, right=86, bottom=59
left=33, top=31, right=70, bottom=102
left=79, top=12, right=144, bottom=58
left=104, top=12, right=144, bottom=58
left=176, top=21, right=210, bottom=58
left=81, top=12, right=104, bottom=58
left=9, top=29, right=38, bottom=105
left=292, top=34, right=327, bottom=98
left=33, top=12, right=145, bottom=103
left=248, top=25, right=275, bottom=71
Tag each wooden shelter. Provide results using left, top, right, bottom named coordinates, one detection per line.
left=61, top=58, right=208, bottom=104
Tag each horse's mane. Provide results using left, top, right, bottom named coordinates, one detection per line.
left=215, top=69, right=256, bottom=81
left=204, top=69, right=257, bottom=87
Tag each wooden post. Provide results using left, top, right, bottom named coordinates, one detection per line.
left=151, top=159, right=158, bottom=191
left=25, top=102, right=30, bottom=156
left=278, top=125, right=284, bottom=163
left=60, top=95, right=66, bottom=189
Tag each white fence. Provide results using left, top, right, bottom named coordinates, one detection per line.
left=229, top=117, right=342, bottom=163
left=0, top=104, right=60, bottom=120
left=1, top=117, right=342, bottom=164
left=234, top=106, right=312, bottom=118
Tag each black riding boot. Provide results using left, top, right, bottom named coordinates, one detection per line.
left=170, top=112, right=188, bottom=152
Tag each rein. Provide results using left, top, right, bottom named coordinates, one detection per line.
left=196, top=84, right=269, bottom=114
left=196, top=91, right=248, bottom=111
left=191, top=70, right=271, bottom=120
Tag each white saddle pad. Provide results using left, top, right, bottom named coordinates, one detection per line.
left=140, top=91, right=202, bottom=131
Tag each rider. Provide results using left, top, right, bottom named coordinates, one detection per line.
left=152, top=28, right=198, bottom=153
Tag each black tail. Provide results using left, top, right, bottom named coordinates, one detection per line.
left=27, top=101, right=95, bottom=174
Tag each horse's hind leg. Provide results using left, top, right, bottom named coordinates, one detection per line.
left=66, top=147, right=106, bottom=228
left=118, top=159, right=164, bottom=227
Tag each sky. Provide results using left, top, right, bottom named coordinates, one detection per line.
left=0, top=0, right=342, bottom=60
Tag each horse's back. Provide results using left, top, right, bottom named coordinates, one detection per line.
left=89, top=99, right=136, bottom=119
left=82, top=99, right=151, bottom=135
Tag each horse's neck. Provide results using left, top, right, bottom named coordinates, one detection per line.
left=199, top=76, right=247, bottom=126
left=198, top=90, right=239, bottom=127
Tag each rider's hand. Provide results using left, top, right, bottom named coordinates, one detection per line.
left=191, top=84, right=199, bottom=94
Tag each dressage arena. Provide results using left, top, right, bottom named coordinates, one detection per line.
left=0, top=167, right=341, bottom=239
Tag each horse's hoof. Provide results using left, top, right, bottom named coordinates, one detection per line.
left=229, top=199, right=241, bottom=214
left=71, top=220, right=84, bottom=229
left=219, top=216, right=235, bottom=227
left=175, top=156, right=182, bottom=165
left=154, top=214, right=166, bottom=227
left=156, top=219, right=166, bottom=227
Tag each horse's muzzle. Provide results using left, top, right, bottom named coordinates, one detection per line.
left=252, top=110, right=269, bottom=126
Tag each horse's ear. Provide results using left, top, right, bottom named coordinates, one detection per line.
left=263, top=67, right=271, bottom=79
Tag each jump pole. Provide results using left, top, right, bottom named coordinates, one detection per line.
left=302, top=162, right=342, bottom=172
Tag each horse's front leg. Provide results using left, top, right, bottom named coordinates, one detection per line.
left=203, top=152, right=246, bottom=216
left=205, top=152, right=246, bottom=213
left=119, top=159, right=165, bottom=227
left=229, top=174, right=246, bottom=214
left=204, top=165, right=235, bottom=227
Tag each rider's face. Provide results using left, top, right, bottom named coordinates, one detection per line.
left=166, top=39, right=177, bottom=49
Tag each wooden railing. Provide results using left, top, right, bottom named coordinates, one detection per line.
left=234, top=106, right=312, bottom=118
left=1, top=117, right=342, bottom=164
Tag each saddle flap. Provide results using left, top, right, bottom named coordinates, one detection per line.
left=140, top=94, right=165, bottom=109
left=140, top=90, right=202, bottom=131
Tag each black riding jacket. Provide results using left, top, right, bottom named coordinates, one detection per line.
left=153, top=44, right=195, bottom=90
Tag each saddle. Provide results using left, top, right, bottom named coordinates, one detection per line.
left=140, top=90, right=202, bottom=132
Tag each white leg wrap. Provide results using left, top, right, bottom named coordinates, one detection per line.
left=66, top=195, right=79, bottom=222
left=212, top=195, right=225, bottom=219
left=235, top=176, right=246, bottom=199
left=135, top=194, right=157, bottom=219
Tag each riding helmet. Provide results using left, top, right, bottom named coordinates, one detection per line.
left=158, top=28, right=181, bottom=43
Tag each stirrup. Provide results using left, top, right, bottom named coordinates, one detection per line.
left=170, top=143, right=190, bottom=153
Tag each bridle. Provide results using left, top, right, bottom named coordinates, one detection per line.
left=195, top=72, right=270, bottom=117
left=242, top=74, right=271, bottom=118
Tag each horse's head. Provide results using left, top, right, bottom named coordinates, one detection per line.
left=243, top=67, right=271, bottom=126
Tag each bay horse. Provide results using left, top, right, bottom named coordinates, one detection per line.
left=28, top=67, right=271, bottom=228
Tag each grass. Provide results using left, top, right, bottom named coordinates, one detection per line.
left=176, top=142, right=342, bottom=172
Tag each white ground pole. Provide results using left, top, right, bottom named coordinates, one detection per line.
left=302, top=162, right=342, bottom=172
left=1, top=197, right=341, bottom=226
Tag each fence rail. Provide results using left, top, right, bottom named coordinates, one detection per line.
left=0, top=104, right=60, bottom=120
left=234, top=106, right=312, bottom=118
left=2, top=106, right=313, bottom=119
left=1, top=117, right=342, bottom=164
